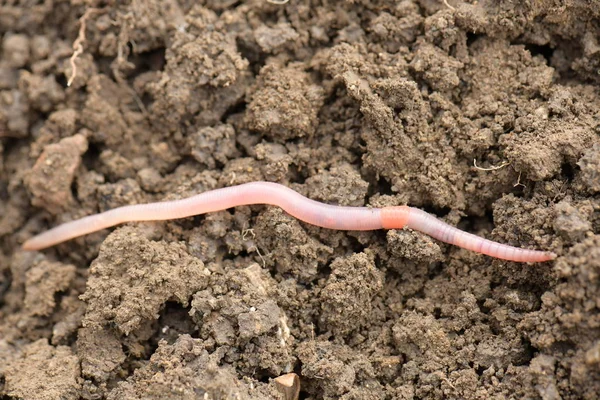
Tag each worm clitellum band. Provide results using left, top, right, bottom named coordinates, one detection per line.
left=22, top=182, right=556, bottom=262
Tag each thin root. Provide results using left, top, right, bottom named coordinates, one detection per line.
left=242, top=228, right=256, bottom=240
left=442, top=0, right=456, bottom=11
left=473, top=159, right=510, bottom=171
left=242, top=227, right=266, bottom=267
left=68, top=7, right=104, bottom=87
left=514, top=171, right=526, bottom=188
left=248, top=245, right=266, bottom=268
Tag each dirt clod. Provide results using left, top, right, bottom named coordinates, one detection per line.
left=26, top=133, right=88, bottom=215
left=81, top=226, right=208, bottom=335
left=2, top=1, right=599, bottom=399
left=4, top=339, right=81, bottom=400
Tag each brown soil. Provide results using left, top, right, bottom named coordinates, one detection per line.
left=1, top=1, right=599, bottom=399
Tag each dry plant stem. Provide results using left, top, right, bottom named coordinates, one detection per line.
left=22, top=182, right=556, bottom=262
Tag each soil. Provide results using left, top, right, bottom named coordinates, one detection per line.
left=1, top=1, right=599, bottom=399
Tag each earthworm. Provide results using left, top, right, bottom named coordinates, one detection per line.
left=22, top=182, right=556, bottom=262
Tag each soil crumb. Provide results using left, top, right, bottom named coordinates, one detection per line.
left=2, top=1, right=599, bottom=399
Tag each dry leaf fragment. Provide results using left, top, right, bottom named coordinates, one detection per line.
left=274, top=373, right=300, bottom=400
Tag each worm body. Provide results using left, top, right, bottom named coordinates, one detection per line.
left=22, top=182, right=556, bottom=262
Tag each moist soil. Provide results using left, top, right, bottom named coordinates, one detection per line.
left=1, top=1, right=600, bottom=399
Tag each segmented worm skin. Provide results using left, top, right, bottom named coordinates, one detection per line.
left=380, top=207, right=555, bottom=262
left=22, top=182, right=556, bottom=262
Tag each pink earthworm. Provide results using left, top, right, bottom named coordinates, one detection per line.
left=22, top=182, right=556, bottom=262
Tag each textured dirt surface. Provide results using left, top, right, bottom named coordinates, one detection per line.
left=1, top=1, right=599, bottom=399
